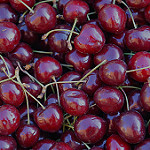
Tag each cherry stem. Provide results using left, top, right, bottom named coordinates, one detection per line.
left=87, top=12, right=96, bottom=16
left=42, top=29, right=79, bottom=40
left=119, top=86, right=130, bottom=111
left=19, top=10, right=28, bottom=23
left=64, top=124, right=74, bottom=130
left=64, top=114, right=72, bottom=120
left=0, top=76, right=15, bottom=84
left=24, top=91, right=30, bottom=125
left=34, top=0, right=58, bottom=6
left=112, top=0, right=116, bottom=4
left=82, top=142, right=91, bottom=150
left=126, top=65, right=150, bottom=73
left=56, top=14, right=64, bottom=20
left=67, top=18, right=78, bottom=50
left=124, top=53, right=135, bottom=56
left=50, top=85, right=55, bottom=94
left=146, top=120, right=150, bottom=127
left=33, top=50, right=53, bottom=54
left=89, top=103, right=96, bottom=108
left=61, top=64, right=73, bottom=68
left=76, top=60, right=107, bottom=86
left=119, top=86, right=141, bottom=90
left=17, top=0, right=34, bottom=13
left=120, top=1, right=137, bottom=29
left=87, top=14, right=90, bottom=21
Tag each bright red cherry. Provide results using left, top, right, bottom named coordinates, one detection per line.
left=145, top=5, right=150, bottom=23
left=98, top=4, right=127, bottom=34
left=0, top=22, right=21, bottom=53
left=74, top=114, right=107, bottom=144
left=44, top=94, right=58, bottom=106
left=0, top=104, right=20, bottom=135
left=25, top=3, right=56, bottom=34
left=134, top=138, right=150, bottom=150
left=74, top=24, right=105, bottom=54
left=50, top=142, right=73, bottom=150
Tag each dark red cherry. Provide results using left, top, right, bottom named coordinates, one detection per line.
left=0, top=57, right=15, bottom=81
left=0, top=80, right=25, bottom=107
left=65, top=49, right=92, bottom=73
left=9, top=0, right=35, bottom=12
left=63, top=0, right=90, bottom=24
left=34, top=104, right=63, bottom=133
left=0, top=104, right=20, bottom=135
left=126, top=0, right=150, bottom=9
left=58, top=71, right=81, bottom=93
left=94, top=44, right=124, bottom=65
left=44, top=94, right=58, bottom=106
left=74, top=24, right=105, bottom=54
left=98, top=4, right=127, bottom=34
left=34, top=56, right=62, bottom=84
left=16, top=124, right=40, bottom=148
left=32, top=139, right=55, bottom=150
left=60, top=88, right=89, bottom=116
left=145, top=5, right=150, bottom=23
left=128, top=51, right=150, bottom=82
left=116, top=111, right=145, bottom=144
left=58, top=0, right=70, bottom=12
left=0, top=0, right=9, bottom=3
left=0, top=136, right=17, bottom=150
left=99, top=59, right=127, bottom=86
left=74, top=114, right=107, bottom=144
left=0, top=22, right=21, bottom=53
left=124, top=26, right=150, bottom=52
left=52, top=51, right=66, bottom=63
left=90, top=147, right=104, bottom=150
left=50, top=142, right=73, bottom=150
left=0, top=3, right=18, bottom=23
left=134, top=138, right=150, bottom=150
left=25, top=3, right=56, bottom=34
left=106, top=134, right=131, bottom=150
left=61, top=130, right=86, bottom=150
left=8, top=42, right=33, bottom=66
left=94, top=86, right=124, bottom=115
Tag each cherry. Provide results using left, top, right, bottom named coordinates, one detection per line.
left=65, top=49, right=92, bottom=73
left=0, top=3, right=18, bottom=23
left=0, top=80, right=25, bottom=107
left=25, top=3, right=56, bottom=34
left=0, top=0, right=9, bottom=3
left=34, top=56, right=62, bottom=84
left=44, top=94, right=58, bottom=106
left=32, top=139, right=55, bottom=150
left=124, top=25, right=150, bottom=52
left=0, top=22, right=21, bottom=53
left=63, top=0, right=90, bottom=25
left=9, top=0, right=35, bottom=13
left=94, top=44, right=124, bottom=65
left=34, top=104, right=63, bottom=133
left=0, top=56, right=15, bottom=81
left=128, top=51, right=150, bottom=82
left=58, top=0, right=70, bottom=12
left=134, top=138, right=150, bottom=150
left=116, top=111, right=145, bottom=144
left=98, top=4, right=127, bottom=34
left=145, top=5, right=150, bottom=23
left=16, top=124, right=40, bottom=148
left=60, top=88, right=89, bottom=116
left=90, top=147, right=104, bottom=150
left=0, top=104, right=20, bottom=135
left=74, top=114, right=107, bottom=144
left=0, top=136, right=17, bottom=150
left=106, top=134, right=131, bottom=150
left=74, top=24, right=105, bottom=54
left=49, top=142, right=73, bottom=150
left=99, top=59, right=127, bottom=86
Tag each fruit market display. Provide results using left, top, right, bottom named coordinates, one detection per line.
left=0, top=0, right=150, bottom=149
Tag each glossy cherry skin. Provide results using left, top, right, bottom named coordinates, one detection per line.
left=34, top=104, right=63, bottom=133
left=115, top=111, right=145, bottom=144
left=25, top=3, right=56, bottom=34
left=65, top=49, right=92, bottom=73
left=94, top=44, right=123, bottom=65
left=63, top=0, right=89, bottom=24
left=74, top=114, right=107, bottom=144
left=0, top=104, right=20, bottom=135
left=134, top=138, right=150, bottom=150
left=0, top=3, right=18, bottom=23
left=0, top=57, right=15, bottom=81
left=0, top=136, right=17, bottom=150
left=50, top=142, right=73, bottom=150
left=60, top=88, right=89, bottom=116
left=16, top=124, right=40, bottom=148
left=44, top=94, right=58, bottom=106
left=58, top=0, right=70, bottom=12
left=74, top=24, right=105, bottom=54
left=99, top=59, right=127, bottom=86
left=34, top=56, right=62, bottom=84
left=106, top=134, right=131, bottom=150
left=0, top=22, right=20, bottom=53
left=8, top=42, right=33, bottom=66
left=32, top=139, right=55, bottom=150
left=128, top=51, right=150, bottom=82
left=94, top=86, right=124, bottom=115
left=61, top=130, right=85, bottom=150
left=124, top=26, right=150, bottom=52
left=58, top=71, right=81, bottom=93
left=9, top=0, right=35, bottom=12
left=0, top=80, right=25, bottom=107
left=145, top=5, right=150, bottom=23
left=98, top=4, right=127, bottom=34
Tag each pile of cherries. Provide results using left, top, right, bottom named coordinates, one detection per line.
left=0, top=0, right=150, bottom=149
